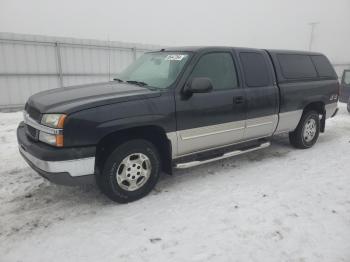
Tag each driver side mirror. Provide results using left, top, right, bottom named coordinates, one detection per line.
left=184, top=77, right=213, bottom=95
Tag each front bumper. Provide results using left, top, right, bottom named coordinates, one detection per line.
left=17, top=122, right=96, bottom=185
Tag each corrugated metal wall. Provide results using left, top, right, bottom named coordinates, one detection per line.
left=0, top=33, right=161, bottom=108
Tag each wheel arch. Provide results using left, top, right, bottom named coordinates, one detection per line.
left=302, top=101, right=326, bottom=132
left=95, top=125, right=173, bottom=176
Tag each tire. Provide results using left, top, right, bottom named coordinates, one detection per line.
left=347, top=98, right=350, bottom=113
left=289, top=110, right=320, bottom=149
left=98, top=139, right=161, bottom=203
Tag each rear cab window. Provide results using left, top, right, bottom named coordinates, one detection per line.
left=239, top=52, right=271, bottom=87
left=272, top=52, right=337, bottom=82
left=310, top=55, right=337, bottom=79
left=277, top=54, right=317, bottom=79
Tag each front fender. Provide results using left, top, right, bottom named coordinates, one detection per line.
left=63, top=93, right=176, bottom=147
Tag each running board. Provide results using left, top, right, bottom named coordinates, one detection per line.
left=175, top=142, right=271, bottom=169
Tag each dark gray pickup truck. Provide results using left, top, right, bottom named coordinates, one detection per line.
left=17, top=47, right=339, bottom=203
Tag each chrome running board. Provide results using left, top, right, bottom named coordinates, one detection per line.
left=175, top=142, right=271, bottom=169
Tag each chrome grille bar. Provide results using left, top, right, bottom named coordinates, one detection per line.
left=23, top=112, right=63, bottom=135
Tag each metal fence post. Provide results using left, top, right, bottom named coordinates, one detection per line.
left=55, top=42, right=64, bottom=88
left=132, top=47, right=137, bottom=61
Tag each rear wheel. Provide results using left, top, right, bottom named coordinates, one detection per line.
left=98, top=139, right=161, bottom=203
left=347, top=98, right=350, bottom=113
left=289, top=110, right=320, bottom=149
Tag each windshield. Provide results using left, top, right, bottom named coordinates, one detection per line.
left=117, top=52, right=191, bottom=89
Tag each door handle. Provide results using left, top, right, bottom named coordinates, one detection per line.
left=233, top=96, right=244, bottom=104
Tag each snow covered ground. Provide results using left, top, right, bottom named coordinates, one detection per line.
left=0, top=104, right=349, bottom=262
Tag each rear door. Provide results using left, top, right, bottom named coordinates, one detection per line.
left=340, top=70, right=350, bottom=102
left=236, top=49, right=279, bottom=140
left=175, top=50, right=246, bottom=156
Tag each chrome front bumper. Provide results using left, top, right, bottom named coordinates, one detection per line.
left=17, top=121, right=96, bottom=185
left=19, top=145, right=95, bottom=177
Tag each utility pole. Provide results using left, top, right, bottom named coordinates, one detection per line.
left=308, top=22, right=319, bottom=51
left=107, top=34, right=111, bottom=81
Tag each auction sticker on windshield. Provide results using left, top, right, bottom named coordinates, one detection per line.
left=165, top=54, right=187, bottom=61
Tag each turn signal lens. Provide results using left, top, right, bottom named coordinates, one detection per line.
left=56, top=135, right=64, bottom=147
left=57, top=115, right=66, bottom=129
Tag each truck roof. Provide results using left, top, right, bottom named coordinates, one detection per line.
left=160, top=46, right=258, bottom=52
left=267, top=49, right=323, bottom=56
left=159, top=46, right=323, bottom=56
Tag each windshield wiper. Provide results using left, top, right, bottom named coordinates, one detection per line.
left=126, top=80, right=148, bottom=86
left=125, top=80, right=159, bottom=91
left=113, top=78, right=124, bottom=82
left=113, top=78, right=158, bottom=91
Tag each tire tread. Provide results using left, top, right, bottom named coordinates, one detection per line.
left=98, top=139, right=160, bottom=203
left=289, top=110, right=320, bottom=149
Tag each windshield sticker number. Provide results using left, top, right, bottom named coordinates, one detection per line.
left=165, top=55, right=187, bottom=61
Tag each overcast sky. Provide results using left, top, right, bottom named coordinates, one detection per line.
left=0, top=0, right=349, bottom=63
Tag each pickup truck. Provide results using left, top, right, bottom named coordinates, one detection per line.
left=17, top=47, right=339, bottom=203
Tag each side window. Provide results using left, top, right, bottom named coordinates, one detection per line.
left=342, top=71, right=350, bottom=85
left=310, top=55, right=336, bottom=78
left=190, top=53, right=238, bottom=90
left=277, top=54, right=317, bottom=79
left=239, top=52, right=270, bottom=87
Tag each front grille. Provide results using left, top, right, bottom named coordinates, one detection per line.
left=24, top=103, right=41, bottom=141
left=26, top=125, right=39, bottom=141
left=25, top=103, right=41, bottom=122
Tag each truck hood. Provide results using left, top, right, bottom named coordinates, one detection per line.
left=26, top=81, right=161, bottom=114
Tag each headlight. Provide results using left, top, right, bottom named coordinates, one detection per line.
left=39, top=114, right=66, bottom=147
left=41, top=114, right=66, bottom=128
left=39, top=132, right=64, bottom=147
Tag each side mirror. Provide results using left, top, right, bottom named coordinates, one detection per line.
left=185, top=77, right=213, bottom=95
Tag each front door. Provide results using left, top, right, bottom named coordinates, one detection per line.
left=175, top=51, right=246, bottom=156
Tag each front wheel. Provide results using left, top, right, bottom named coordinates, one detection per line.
left=289, top=110, right=320, bottom=149
left=98, top=139, right=161, bottom=203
